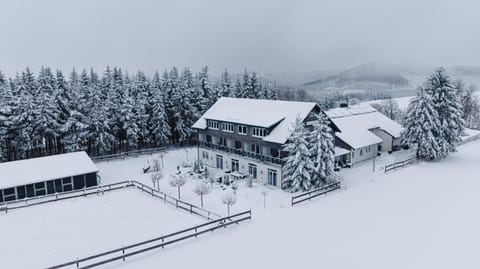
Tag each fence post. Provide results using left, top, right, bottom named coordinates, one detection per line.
left=176, top=200, right=178, bottom=208
left=164, top=193, right=167, bottom=202
left=76, top=258, right=79, bottom=268
left=122, top=248, right=125, bottom=261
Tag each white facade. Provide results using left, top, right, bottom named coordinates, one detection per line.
left=350, top=143, right=379, bottom=165
left=198, top=147, right=283, bottom=188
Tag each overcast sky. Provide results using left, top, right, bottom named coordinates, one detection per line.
left=1, top=0, right=480, bottom=76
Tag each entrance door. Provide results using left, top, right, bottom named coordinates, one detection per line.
left=267, top=169, right=277, bottom=186
left=248, top=163, right=257, bottom=179
left=216, top=155, right=223, bottom=169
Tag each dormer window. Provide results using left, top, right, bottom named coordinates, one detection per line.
left=222, top=122, right=234, bottom=133
left=238, top=125, right=247, bottom=135
left=252, top=127, right=266, bottom=137
left=208, top=120, right=219, bottom=129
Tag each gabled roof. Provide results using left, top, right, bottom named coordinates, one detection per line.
left=0, top=151, right=98, bottom=189
left=192, top=97, right=319, bottom=144
left=326, top=104, right=403, bottom=149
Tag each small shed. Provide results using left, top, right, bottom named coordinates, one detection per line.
left=0, top=151, right=99, bottom=203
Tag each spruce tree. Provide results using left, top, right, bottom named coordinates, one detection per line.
left=424, top=68, right=465, bottom=155
left=310, top=113, right=335, bottom=186
left=282, top=117, right=315, bottom=192
left=401, top=88, right=442, bottom=161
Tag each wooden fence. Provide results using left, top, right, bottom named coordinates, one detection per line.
left=291, top=181, right=341, bottom=206
left=44, top=210, right=252, bottom=269
left=383, top=157, right=416, bottom=174
left=90, top=147, right=168, bottom=162
left=0, top=180, right=221, bottom=220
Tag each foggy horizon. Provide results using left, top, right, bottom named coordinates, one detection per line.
left=2, top=0, right=480, bottom=76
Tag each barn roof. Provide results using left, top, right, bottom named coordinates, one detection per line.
left=0, top=151, right=98, bottom=189
left=326, top=104, right=403, bottom=149
left=192, top=97, right=320, bottom=144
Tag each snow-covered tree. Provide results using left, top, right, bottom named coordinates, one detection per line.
left=222, top=191, right=236, bottom=215
left=169, top=174, right=187, bottom=199
left=282, top=117, right=315, bottom=192
left=193, top=181, right=211, bottom=207
left=454, top=80, right=480, bottom=130
left=310, top=113, right=336, bottom=186
left=401, top=88, right=443, bottom=161
left=424, top=68, right=465, bottom=155
left=370, top=98, right=405, bottom=124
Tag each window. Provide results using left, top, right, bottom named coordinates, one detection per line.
left=216, top=155, right=223, bottom=169
left=268, top=169, right=277, bottom=186
left=3, top=188, right=16, bottom=202
left=252, top=127, right=266, bottom=137
left=85, top=173, right=98, bottom=188
left=26, top=184, right=35, bottom=197
left=208, top=120, right=219, bottom=129
left=16, top=186, right=26, bottom=199
left=360, top=149, right=363, bottom=156
left=251, top=143, right=260, bottom=154
left=35, top=182, right=46, bottom=196
left=238, top=125, right=247, bottom=135
left=0, top=189, right=3, bottom=203
left=271, top=148, right=279, bottom=157
left=235, top=140, right=243, bottom=149
left=63, top=177, right=73, bottom=192
left=222, top=122, right=234, bottom=132
left=46, top=180, right=55, bottom=194
left=73, top=175, right=85, bottom=190
left=231, top=159, right=239, bottom=172
left=206, top=135, right=212, bottom=143
left=248, top=163, right=257, bottom=179
left=202, top=151, right=209, bottom=159
left=219, top=137, right=226, bottom=146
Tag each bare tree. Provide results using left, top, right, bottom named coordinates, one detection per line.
left=207, top=169, right=217, bottom=187
left=169, top=174, right=187, bottom=199
left=193, top=181, right=211, bottom=207
left=261, top=190, right=268, bottom=209
left=222, top=191, right=236, bottom=215
left=151, top=171, right=163, bottom=191
left=152, top=159, right=161, bottom=172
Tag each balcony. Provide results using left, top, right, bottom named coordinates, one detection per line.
left=198, top=141, right=283, bottom=165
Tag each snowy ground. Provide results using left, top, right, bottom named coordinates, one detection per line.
left=97, top=148, right=292, bottom=216
left=0, top=188, right=204, bottom=268
left=5, top=140, right=480, bottom=269
left=106, top=140, right=480, bottom=269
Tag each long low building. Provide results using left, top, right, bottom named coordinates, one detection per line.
left=0, top=151, right=99, bottom=203
left=326, top=104, right=403, bottom=166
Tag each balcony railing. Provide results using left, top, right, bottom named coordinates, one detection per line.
left=198, top=141, right=283, bottom=165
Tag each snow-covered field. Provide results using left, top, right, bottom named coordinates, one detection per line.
left=97, top=148, right=292, bottom=215
left=4, top=140, right=480, bottom=269
left=0, top=188, right=204, bottom=268
left=107, top=140, right=480, bottom=269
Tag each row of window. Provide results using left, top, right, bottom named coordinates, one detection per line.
left=0, top=173, right=97, bottom=203
left=214, top=154, right=277, bottom=186
left=207, top=120, right=267, bottom=137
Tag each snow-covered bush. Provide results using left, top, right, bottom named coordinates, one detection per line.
left=193, top=181, right=211, bottom=207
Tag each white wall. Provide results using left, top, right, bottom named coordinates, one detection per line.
left=371, top=129, right=393, bottom=152
left=198, top=148, right=283, bottom=188
left=351, top=144, right=378, bottom=165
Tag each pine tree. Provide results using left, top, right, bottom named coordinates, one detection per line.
left=218, top=69, right=233, bottom=97
left=424, top=68, right=465, bottom=156
left=150, top=72, right=171, bottom=145
left=401, top=88, right=443, bottom=161
left=310, top=113, right=335, bottom=186
left=282, top=117, right=315, bottom=192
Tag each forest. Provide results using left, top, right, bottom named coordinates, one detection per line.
left=0, top=67, right=278, bottom=161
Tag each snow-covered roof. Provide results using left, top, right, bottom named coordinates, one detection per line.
left=0, top=151, right=98, bottom=189
left=326, top=104, right=403, bottom=149
left=335, top=147, right=350, bottom=157
left=192, top=97, right=319, bottom=144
